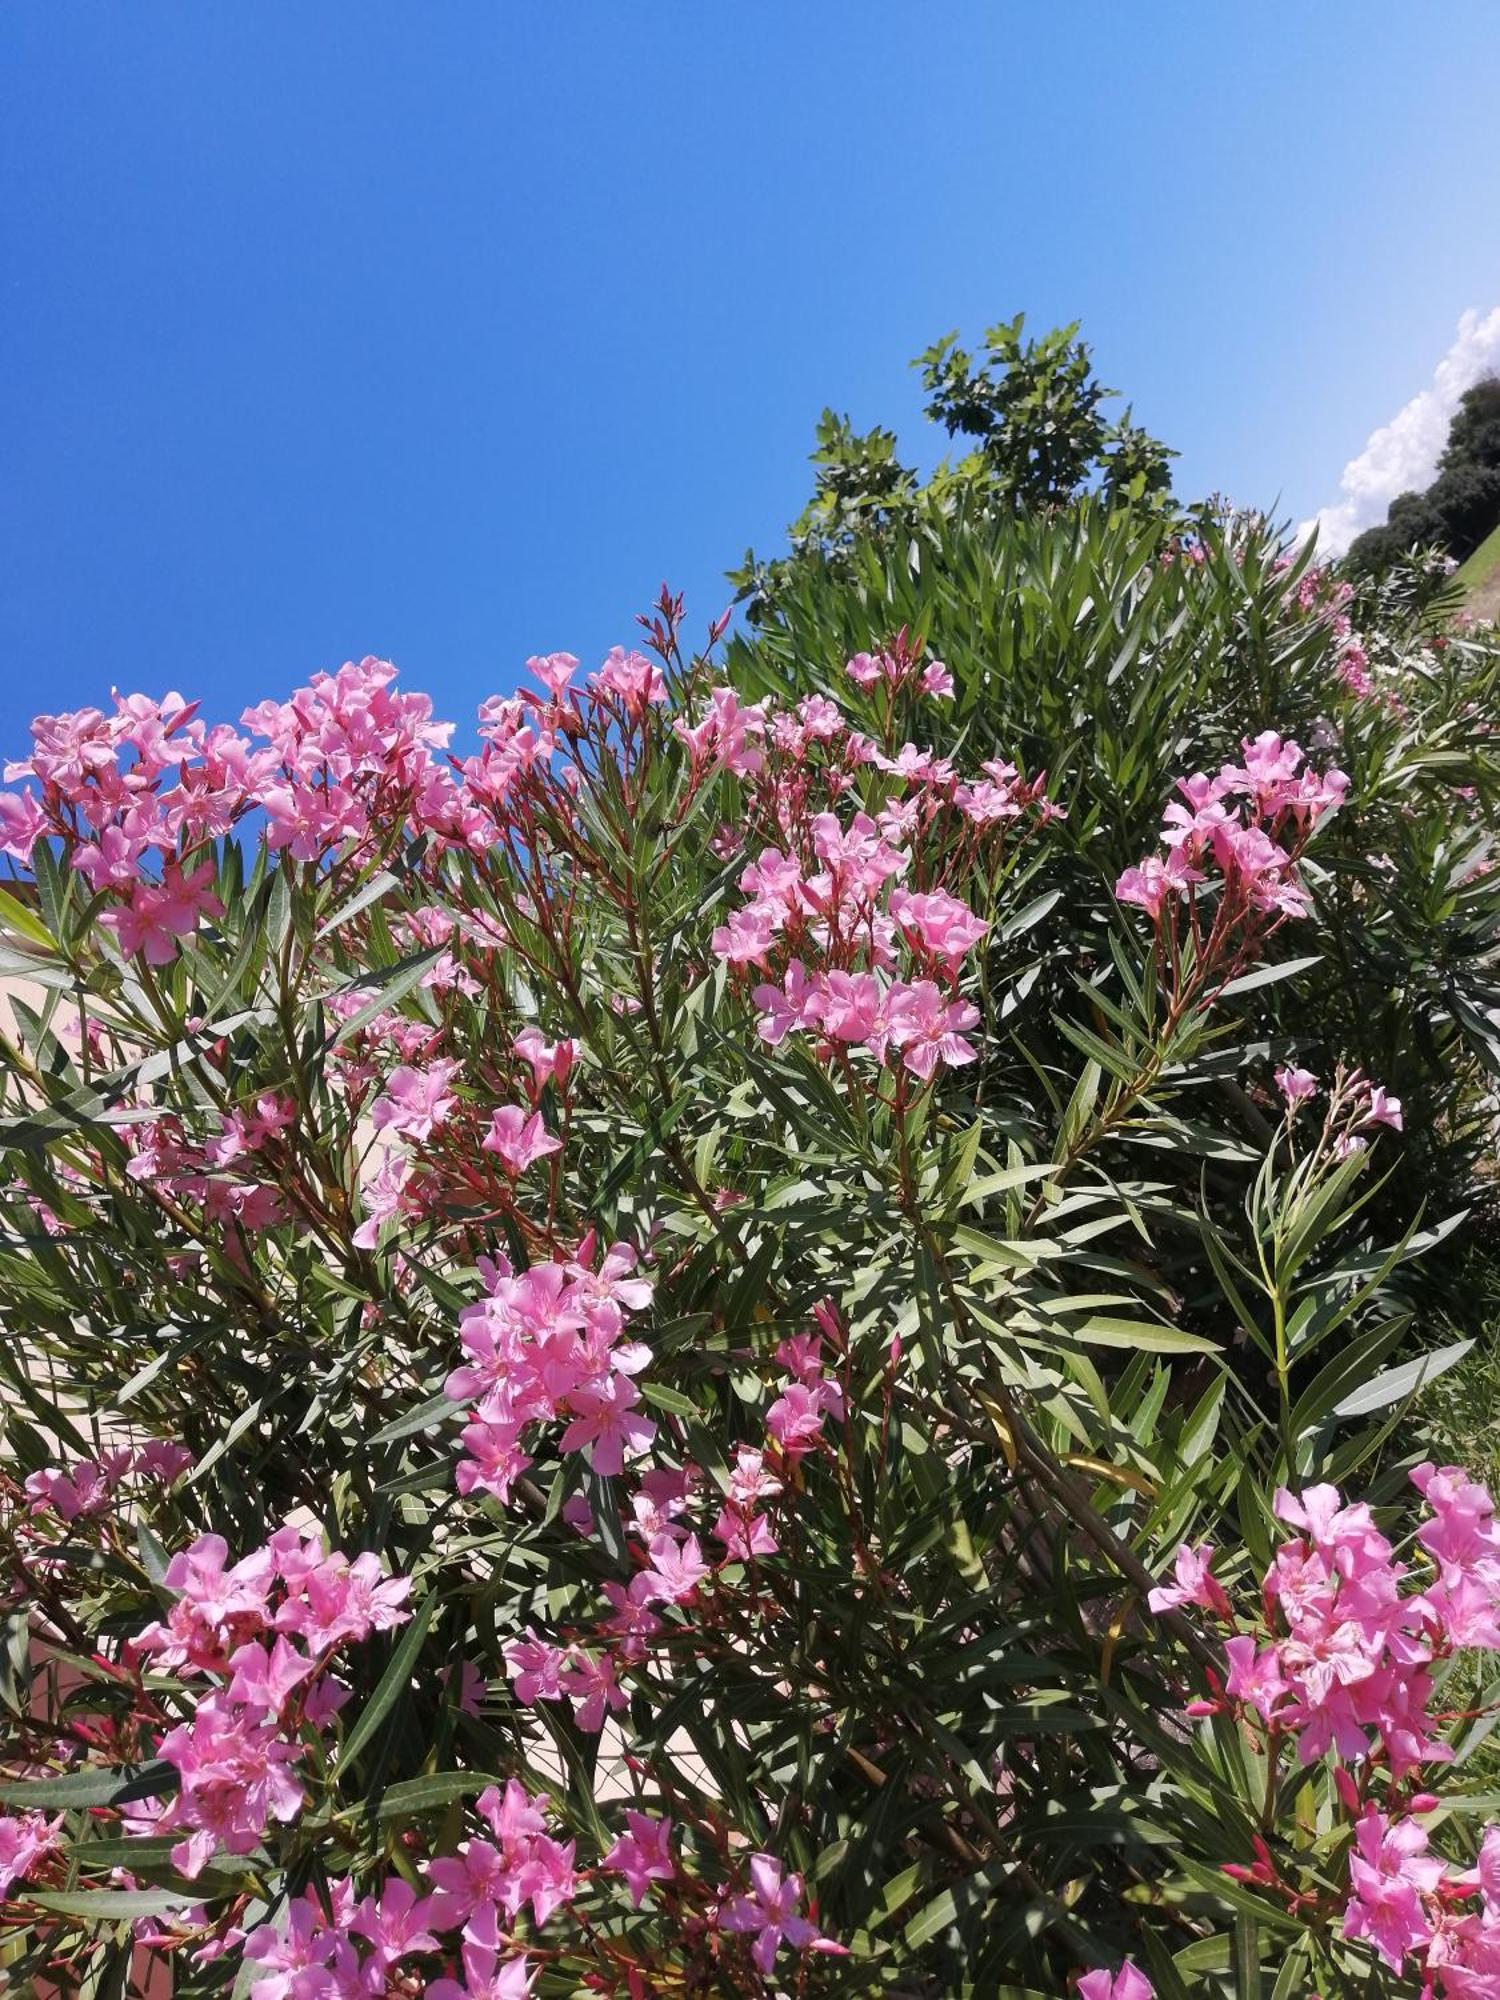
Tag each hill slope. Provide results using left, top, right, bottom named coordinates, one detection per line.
left=1458, top=519, right=1500, bottom=623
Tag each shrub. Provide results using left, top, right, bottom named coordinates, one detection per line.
left=733, top=501, right=1500, bottom=1284
left=0, top=556, right=1497, bottom=1995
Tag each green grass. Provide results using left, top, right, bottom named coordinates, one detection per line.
left=1456, top=517, right=1500, bottom=597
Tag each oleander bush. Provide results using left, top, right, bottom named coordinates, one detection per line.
left=0, top=508, right=1498, bottom=1996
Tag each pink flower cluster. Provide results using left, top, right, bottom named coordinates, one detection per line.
left=0, top=647, right=680, bottom=975
left=128, top=1523, right=411, bottom=1877
left=1341, top=1810, right=1500, bottom=1986
left=675, top=684, right=769, bottom=777
left=685, top=634, right=1051, bottom=1100
left=22, top=1438, right=191, bottom=1522
left=236, top=1800, right=563, bottom=2000
left=1337, top=641, right=1375, bottom=700
left=349, top=1023, right=574, bottom=1247
left=1173, top=1471, right=1500, bottom=1775
left=713, top=807, right=987, bottom=1083
left=0, top=1809, right=63, bottom=1902
left=447, top=1236, right=655, bottom=1506
left=1162, top=1469, right=1500, bottom=1985
left=845, top=635, right=954, bottom=702
left=1116, top=733, right=1347, bottom=927
left=0, top=664, right=474, bottom=962
left=1274, top=1061, right=1403, bottom=1159
left=1287, top=562, right=1355, bottom=640
left=500, top=1311, right=846, bottom=1744
left=125, top=1092, right=298, bottom=1235
left=423, top=1779, right=577, bottom=1943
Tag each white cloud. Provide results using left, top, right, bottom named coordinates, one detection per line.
left=1298, top=305, right=1500, bottom=556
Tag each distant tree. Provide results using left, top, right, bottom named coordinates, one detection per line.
left=916, top=315, right=1174, bottom=510
left=730, top=315, right=1174, bottom=618
left=1346, top=373, right=1500, bottom=576
left=1440, top=373, right=1500, bottom=474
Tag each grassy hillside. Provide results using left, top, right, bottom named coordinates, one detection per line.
left=1457, top=517, right=1500, bottom=620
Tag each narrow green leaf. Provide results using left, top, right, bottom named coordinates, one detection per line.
left=337, top=1592, right=439, bottom=1774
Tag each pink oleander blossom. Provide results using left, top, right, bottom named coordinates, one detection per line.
left=1275, top=1064, right=1318, bottom=1105
left=1147, top=1542, right=1231, bottom=1618
left=602, top=1811, right=676, bottom=1906
left=1343, top=1806, right=1443, bottom=1974
left=720, top=1853, right=847, bottom=1977
left=0, top=1811, right=64, bottom=1899
left=1077, top=1963, right=1154, bottom=2000
left=482, top=1104, right=564, bottom=1175
left=371, top=1060, right=461, bottom=1143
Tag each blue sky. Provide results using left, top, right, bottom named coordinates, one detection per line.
left=3, top=5, right=1499, bottom=753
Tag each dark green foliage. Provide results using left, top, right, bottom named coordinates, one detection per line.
left=1347, top=373, right=1500, bottom=574
left=731, top=496, right=1500, bottom=1298
left=730, top=315, right=1175, bottom=621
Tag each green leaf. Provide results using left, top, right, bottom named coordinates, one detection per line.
left=325, top=945, right=445, bottom=1048
left=369, top=1391, right=463, bottom=1446
left=373, top=1769, right=492, bottom=1819
left=32, top=1887, right=197, bottom=1918
left=0, top=1761, right=177, bottom=1809
left=1333, top=1336, right=1474, bottom=1418
left=336, top=1591, right=439, bottom=1774
left=1218, top=954, right=1322, bottom=997
left=1067, top=1316, right=1219, bottom=1355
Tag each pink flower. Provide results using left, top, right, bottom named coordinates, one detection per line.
left=482, top=1105, right=563, bottom=1176
left=0, top=1811, right=63, bottom=1898
left=243, top=1892, right=353, bottom=2000
left=674, top=686, right=767, bottom=777
left=1223, top=1635, right=1288, bottom=1723
left=561, top=1648, right=629, bottom=1733
left=559, top=1372, right=656, bottom=1477
left=513, top=1027, right=575, bottom=1093
left=525, top=652, right=579, bottom=697
left=353, top=1146, right=413, bottom=1248
left=639, top=1531, right=710, bottom=1604
left=506, top=1631, right=568, bottom=1706
left=886, top=980, right=981, bottom=1080
left=713, top=1504, right=779, bottom=1561
left=24, top=1452, right=131, bottom=1521
left=720, top=1853, right=846, bottom=1976
left=766, top=1381, right=829, bottom=1459
left=98, top=860, right=224, bottom=964
left=1343, top=1806, right=1442, bottom=1973
left=603, top=1811, right=676, bottom=1906
left=712, top=900, right=781, bottom=968
left=426, top=1910, right=535, bottom=1999
left=1115, top=857, right=1172, bottom=918
left=1363, top=1085, right=1403, bottom=1131
left=920, top=659, right=955, bottom=699
left=225, top=1635, right=314, bottom=1716
left=1147, top=1542, right=1231, bottom=1618
left=133, top=1438, right=193, bottom=1484
left=1275, top=1065, right=1318, bottom=1105
left=1077, top=1963, right=1154, bottom=2000
left=0, top=788, right=46, bottom=864
left=350, top=1875, right=440, bottom=1975
left=753, top=961, right=820, bottom=1046
left=371, top=1060, right=460, bottom=1143
left=592, top=647, right=666, bottom=714
left=889, top=887, right=989, bottom=967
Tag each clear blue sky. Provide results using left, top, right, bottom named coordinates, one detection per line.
left=3, top=5, right=1499, bottom=753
